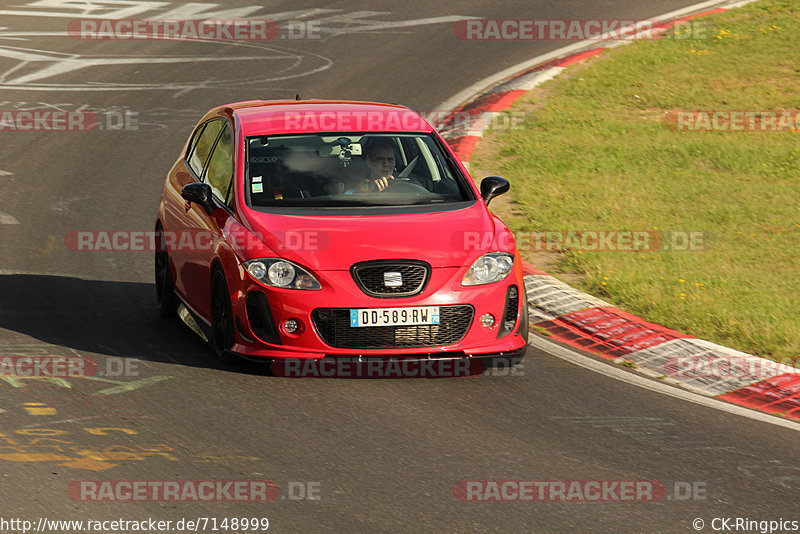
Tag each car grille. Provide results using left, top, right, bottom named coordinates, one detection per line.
left=351, top=261, right=430, bottom=298
left=311, top=305, right=474, bottom=349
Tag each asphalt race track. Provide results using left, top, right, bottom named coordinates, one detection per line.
left=0, top=1, right=798, bottom=532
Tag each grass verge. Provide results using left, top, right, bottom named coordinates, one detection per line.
left=471, top=0, right=800, bottom=362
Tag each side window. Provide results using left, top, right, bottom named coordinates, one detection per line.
left=186, top=123, right=206, bottom=163
left=205, top=122, right=234, bottom=205
left=404, top=137, right=435, bottom=182
left=187, top=119, right=224, bottom=178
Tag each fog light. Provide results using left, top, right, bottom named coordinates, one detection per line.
left=480, top=313, right=495, bottom=328
left=283, top=319, right=301, bottom=334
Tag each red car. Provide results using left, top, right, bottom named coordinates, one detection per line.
left=155, top=100, right=527, bottom=371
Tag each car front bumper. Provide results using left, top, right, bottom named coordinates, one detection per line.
left=226, top=263, right=529, bottom=361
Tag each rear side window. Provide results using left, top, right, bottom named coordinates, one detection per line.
left=187, top=119, right=224, bottom=177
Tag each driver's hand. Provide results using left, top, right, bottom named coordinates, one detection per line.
left=373, top=175, right=394, bottom=192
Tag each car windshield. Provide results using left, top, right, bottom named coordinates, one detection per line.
left=244, top=133, right=475, bottom=209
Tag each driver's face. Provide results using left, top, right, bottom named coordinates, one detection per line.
left=366, top=147, right=395, bottom=179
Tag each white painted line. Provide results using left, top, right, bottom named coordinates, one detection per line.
left=439, top=69, right=563, bottom=135
left=3, top=54, right=283, bottom=86
left=529, top=334, right=800, bottom=432
left=322, top=15, right=480, bottom=34
left=441, top=129, right=484, bottom=138
left=0, top=269, right=85, bottom=277
left=0, top=169, right=12, bottom=176
left=437, top=0, right=755, bottom=112
left=620, top=338, right=799, bottom=396
left=0, top=211, right=19, bottom=225
left=525, top=275, right=612, bottom=317
left=22, top=415, right=105, bottom=429
left=691, top=338, right=800, bottom=376
left=438, top=41, right=599, bottom=113
left=0, top=33, right=333, bottom=91
left=511, top=67, right=565, bottom=92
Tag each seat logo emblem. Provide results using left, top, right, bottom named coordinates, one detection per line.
left=384, top=272, right=403, bottom=287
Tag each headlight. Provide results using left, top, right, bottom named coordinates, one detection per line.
left=462, top=252, right=514, bottom=286
left=244, top=259, right=321, bottom=290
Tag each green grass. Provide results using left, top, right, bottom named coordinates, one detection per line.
left=473, top=0, right=800, bottom=362
left=531, top=325, right=553, bottom=337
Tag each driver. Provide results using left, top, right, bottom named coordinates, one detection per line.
left=361, top=138, right=396, bottom=192
left=326, top=137, right=422, bottom=195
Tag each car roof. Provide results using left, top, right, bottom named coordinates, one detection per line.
left=211, top=100, right=436, bottom=137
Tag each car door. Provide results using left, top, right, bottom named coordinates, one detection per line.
left=172, top=118, right=235, bottom=320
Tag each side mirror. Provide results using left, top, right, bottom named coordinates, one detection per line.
left=480, top=176, right=509, bottom=206
left=181, top=183, right=216, bottom=215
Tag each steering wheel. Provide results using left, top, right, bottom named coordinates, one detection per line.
left=383, top=179, right=430, bottom=194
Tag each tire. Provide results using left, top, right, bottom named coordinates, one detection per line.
left=210, top=267, right=239, bottom=364
left=155, top=226, right=177, bottom=317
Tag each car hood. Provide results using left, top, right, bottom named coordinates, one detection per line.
left=238, top=202, right=506, bottom=271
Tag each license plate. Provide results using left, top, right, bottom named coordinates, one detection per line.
left=350, top=306, right=440, bottom=327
